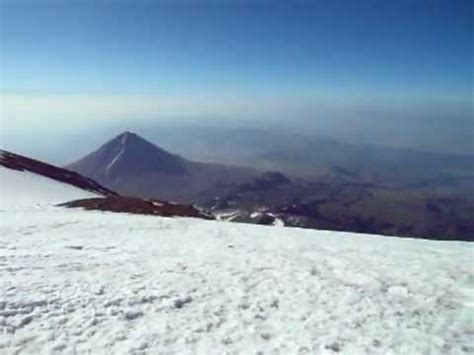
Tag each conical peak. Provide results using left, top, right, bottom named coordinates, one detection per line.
left=110, top=131, right=154, bottom=149
left=98, top=131, right=187, bottom=173
left=67, top=131, right=188, bottom=180
left=116, top=131, right=137, bottom=145
left=106, top=132, right=177, bottom=157
left=120, top=131, right=136, bottom=137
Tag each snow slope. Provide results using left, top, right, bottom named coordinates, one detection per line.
left=1, top=204, right=472, bottom=354
left=0, top=166, right=99, bottom=209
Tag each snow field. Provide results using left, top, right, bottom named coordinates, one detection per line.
left=1, top=207, right=473, bottom=354
left=0, top=167, right=99, bottom=209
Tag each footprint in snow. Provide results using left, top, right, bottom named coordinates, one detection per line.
left=174, top=296, right=193, bottom=309
left=65, top=245, right=84, bottom=250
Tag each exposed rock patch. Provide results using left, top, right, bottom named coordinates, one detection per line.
left=59, top=196, right=214, bottom=220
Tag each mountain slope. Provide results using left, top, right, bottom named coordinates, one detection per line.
left=0, top=150, right=116, bottom=208
left=1, top=201, right=472, bottom=353
left=66, top=132, right=256, bottom=203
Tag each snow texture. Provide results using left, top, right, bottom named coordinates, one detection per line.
left=1, top=207, right=473, bottom=354
left=0, top=166, right=473, bottom=354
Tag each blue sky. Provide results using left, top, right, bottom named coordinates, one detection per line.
left=1, top=0, right=472, bottom=97
left=0, top=0, right=472, bottom=150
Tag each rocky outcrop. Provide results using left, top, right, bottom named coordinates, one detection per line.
left=59, top=196, right=214, bottom=220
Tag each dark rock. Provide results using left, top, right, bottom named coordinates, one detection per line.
left=59, top=196, right=214, bottom=220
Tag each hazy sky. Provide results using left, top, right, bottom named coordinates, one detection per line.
left=0, top=0, right=473, bottom=152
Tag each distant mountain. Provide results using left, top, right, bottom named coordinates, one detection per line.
left=66, top=132, right=256, bottom=203
left=62, top=130, right=474, bottom=240
left=67, top=131, right=187, bottom=182
left=0, top=149, right=117, bottom=199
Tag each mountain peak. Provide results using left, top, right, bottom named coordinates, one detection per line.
left=114, top=131, right=141, bottom=146
left=67, top=132, right=188, bottom=183
left=110, top=132, right=170, bottom=154
left=120, top=130, right=133, bottom=139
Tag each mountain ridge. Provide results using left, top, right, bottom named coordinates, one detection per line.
left=0, top=149, right=117, bottom=197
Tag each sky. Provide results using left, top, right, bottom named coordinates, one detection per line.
left=0, top=0, right=473, bottom=154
